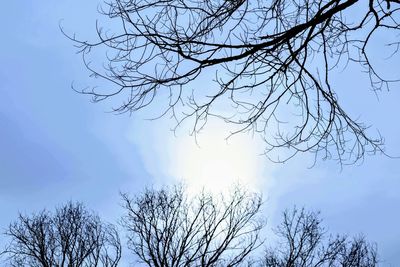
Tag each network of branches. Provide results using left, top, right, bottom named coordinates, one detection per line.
left=67, top=0, right=400, bottom=164
left=121, top=186, right=264, bottom=266
left=2, top=202, right=121, bottom=267
left=121, top=185, right=378, bottom=266
left=264, top=208, right=378, bottom=266
left=1, top=187, right=378, bottom=266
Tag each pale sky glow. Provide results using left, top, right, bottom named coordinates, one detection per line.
left=172, top=122, right=265, bottom=195
left=128, top=119, right=270, bottom=196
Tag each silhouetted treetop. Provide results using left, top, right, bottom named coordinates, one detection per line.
left=264, top=208, right=378, bottom=266
left=119, top=185, right=378, bottom=266
left=1, top=188, right=379, bottom=266
left=2, top=202, right=121, bottom=267
left=121, top=185, right=264, bottom=266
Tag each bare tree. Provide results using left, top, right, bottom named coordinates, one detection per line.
left=1, top=202, right=121, bottom=267
left=66, top=0, right=400, bottom=164
left=263, top=208, right=378, bottom=267
left=121, top=185, right=264, bottom=266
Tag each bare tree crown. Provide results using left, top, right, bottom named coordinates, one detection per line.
left=2, top=202, right=121, bottom=267
left=1, top=190, right=379, bottom=266
left=120, top=186, right=378, bottom=267
left=264, top=208, right=378, bottom=266
left=67, top=0, right=400, bottom=164
left=121, top=186, right=264, bottom=266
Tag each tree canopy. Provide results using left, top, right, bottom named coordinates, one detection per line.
left=1, top=187, right=378, bottom=266
left=121, top=186, right=264, bottom=266
left=2, top=202, right=121, bottom=267
left=120, top=185, right=378, bottom=266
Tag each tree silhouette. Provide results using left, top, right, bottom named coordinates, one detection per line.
left=264, top=208, right=378, bottom=267
left=2, top=202, right=121, bottom=267
left=120, top=185, right=378, bottom=266
left=121, top=185, right=264, bottom=266
left=1, top=190, right=379, bottom=266
left=67, top=0, right=400, bottom=164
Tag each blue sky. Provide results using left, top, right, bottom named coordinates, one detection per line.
left=1, top=1, right=400, bottom=266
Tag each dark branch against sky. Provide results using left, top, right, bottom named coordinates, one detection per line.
left=68, top=0, right=400, bottom=165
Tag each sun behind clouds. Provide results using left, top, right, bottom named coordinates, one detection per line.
left=172, top=122, right=266, bottom=195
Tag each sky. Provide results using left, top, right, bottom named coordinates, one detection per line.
left=1, top=1, right=400, bottom=266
